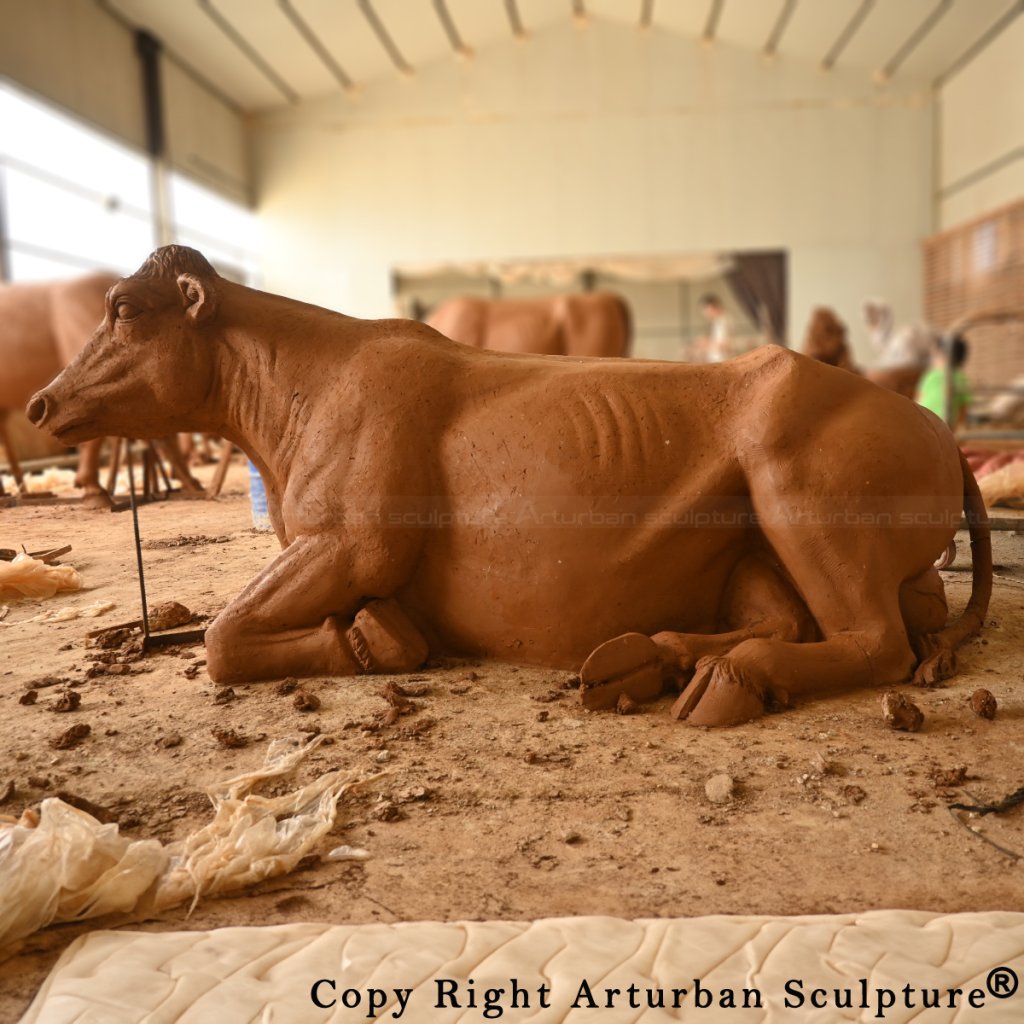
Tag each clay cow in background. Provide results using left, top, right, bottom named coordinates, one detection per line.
left=1, top=272, right=201, bottom=504
left=801, top=307, right=857, bottom=372
left=30, top=246, right=990, bottom=727
left=426, top=292, right=631, bottom=357
left=0, top=272, right=121, bottom=504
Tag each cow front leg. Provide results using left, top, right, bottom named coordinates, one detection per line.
left=75, top=438, right=113, bottom=508
left=0, top=414, right=26, bottom=493
left=204, top=536, right=427, bottom=684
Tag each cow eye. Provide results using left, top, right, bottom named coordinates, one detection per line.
left=114, top=299, right=141, bottom=321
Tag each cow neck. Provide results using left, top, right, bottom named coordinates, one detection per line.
left=207, top=293, right=338, bottom=489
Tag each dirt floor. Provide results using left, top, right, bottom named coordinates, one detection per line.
left=1, top=460, right=1022, bottom=1017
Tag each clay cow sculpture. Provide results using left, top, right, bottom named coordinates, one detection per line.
left=29, top=247, right=991, bottom=727
left=0, top=272, right=120, bottom=504
left=426, top=293, right=631, bottom=357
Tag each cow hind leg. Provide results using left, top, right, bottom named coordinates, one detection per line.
left=677, top=558, right=918, bottom=728
left=900, top=566, right=957, bottom=686
left=579, top=552, right=813, bottom=711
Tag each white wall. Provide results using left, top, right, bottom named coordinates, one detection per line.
left=938, top=15, right=1024, bottom=229
left=252, top=19, right=933, bottom=363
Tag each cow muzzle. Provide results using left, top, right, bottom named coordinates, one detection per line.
left=26, top=388, right=93, bottom=442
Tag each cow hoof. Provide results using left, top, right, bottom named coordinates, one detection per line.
left=579, top=633, right=666, bottom=711
left=912, top=647, right=957, bottom=688
left=346, top=599, right=428, bottom=673
left=671, top=656, right=766, bottom=727
left=80, top=488, right=113, bottom=509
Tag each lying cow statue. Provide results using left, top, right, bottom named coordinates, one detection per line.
left=28, top=247, right=992, bottom=727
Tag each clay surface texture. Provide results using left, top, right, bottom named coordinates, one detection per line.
left=426, top=293, right=631, bottom=356
left=28, top=247, right=992, bottom=727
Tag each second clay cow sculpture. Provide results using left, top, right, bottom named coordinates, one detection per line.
left=28, top=247, right=991, bottom=727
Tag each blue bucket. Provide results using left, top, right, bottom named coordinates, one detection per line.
left=248, top=460, right=272, bottom=531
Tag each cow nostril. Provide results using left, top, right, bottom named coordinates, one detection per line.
left=26, top=395, right=49, bottom=427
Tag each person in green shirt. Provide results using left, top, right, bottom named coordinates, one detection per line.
left=916, top=334, right=971, bottom=427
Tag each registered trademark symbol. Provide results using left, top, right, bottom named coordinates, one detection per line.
left=987, top=967, right=1018, bottom=999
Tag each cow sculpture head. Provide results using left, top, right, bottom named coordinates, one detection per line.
left=27, top=246, right=221, bottom=443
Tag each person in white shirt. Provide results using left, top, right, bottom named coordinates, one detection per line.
left=696, top=293, right=732, bottom=363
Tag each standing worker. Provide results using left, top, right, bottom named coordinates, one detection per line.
left=916, top=334, right=972, bottom=428
left=696, top=293, right=732, bottom=363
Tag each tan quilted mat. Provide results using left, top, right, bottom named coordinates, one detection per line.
left=22, top=911, right=1024, bottom=1022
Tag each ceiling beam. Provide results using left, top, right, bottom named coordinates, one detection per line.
left=639, top=0, right=655, bottom=30
left=933, top=0, right=1024, bottom=89
left=504, top=0, right=527, bottom=39
left=875, top=0, right=953, bottom=83
left=821, top=0, right=874, bottom=71
left=278, top=0, right=354, bottom=92
left=763, top=0, right=797, bottom=58
left=357, top=0, right=414, bottom=76
left=702, top=0, right=725, bottom=43
left=433, top=0, right=473, bottom=58
left=196, top=0, right=298, bottom=104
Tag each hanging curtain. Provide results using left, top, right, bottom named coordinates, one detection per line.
left=725, top=251, right=788, bottom=345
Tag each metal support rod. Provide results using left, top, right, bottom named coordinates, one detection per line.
left=126, top=441, right=151, bottom=640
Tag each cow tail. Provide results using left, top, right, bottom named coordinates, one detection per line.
left=913, top=451, right=992, bottom=681
left=946, top=450, right=993, bottom=647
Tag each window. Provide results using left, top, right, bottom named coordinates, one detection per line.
left=0, top=81, right=154, bottom=280
left=0, top=80, right=258, bottom=284
left=169, top=173, right=259, bottom=284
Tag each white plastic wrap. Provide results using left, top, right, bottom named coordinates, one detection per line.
left=0, top=737, right=372, bottom=949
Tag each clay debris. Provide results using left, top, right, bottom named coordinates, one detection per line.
left=705, top=774, right=735, bottom=804
left=969, top=689, right=998, bottom=720
left=148, top=601, right=193, bottom=632
left=881, top=692, right=924, bottom=733
left=51, top=723, right=90, bottom=750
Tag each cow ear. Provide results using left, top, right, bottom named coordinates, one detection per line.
left=176, top=273, right=218, bottom=324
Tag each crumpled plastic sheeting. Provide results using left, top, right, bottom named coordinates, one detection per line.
left=0, top=554, right=81, bottom=600
left=0, top=737, right=371, bottom=949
